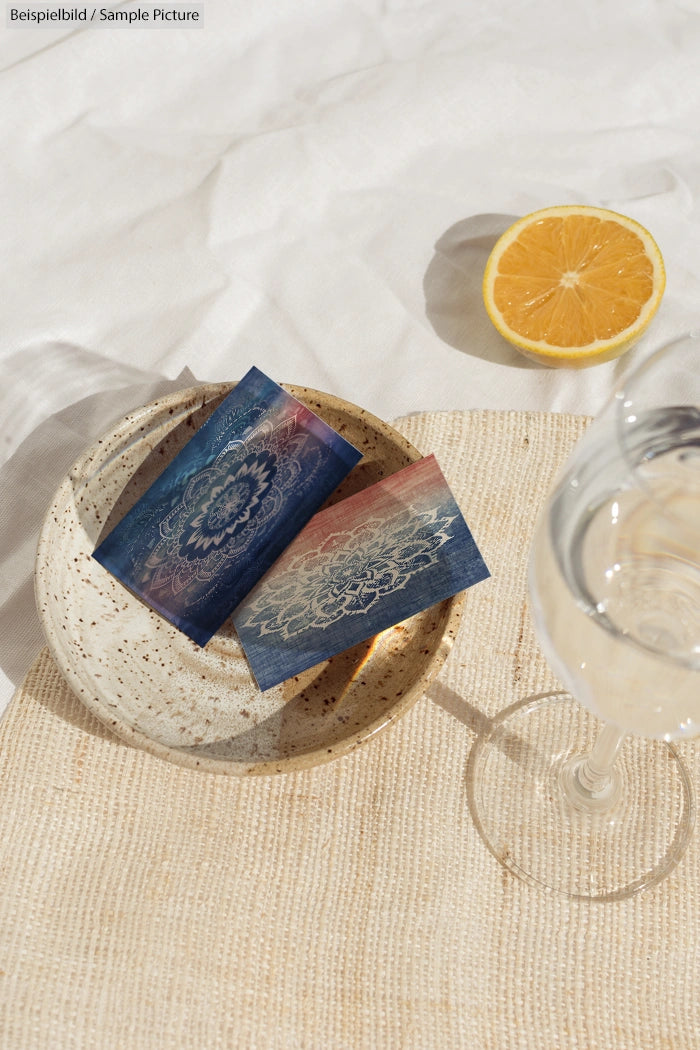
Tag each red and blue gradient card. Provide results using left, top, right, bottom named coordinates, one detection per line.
left=232, top=454, right=490, bottom=690
left=92, top=367, right=362, bottom=646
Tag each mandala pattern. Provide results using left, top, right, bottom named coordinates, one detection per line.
left=180, top=450, right=277, bottom=557
left=232, top=452, right=490, bottom=691
left=238, top=506, right=456, bottom=639
left=139, top=415, right=331, bottom=598
left=92, top=367, right=362, bottom=646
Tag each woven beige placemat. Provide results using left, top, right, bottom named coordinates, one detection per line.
left=1, top=409, right=699, bottom=1050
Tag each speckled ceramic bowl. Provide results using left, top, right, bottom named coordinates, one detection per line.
left=35, top=383, right=464, bottom=774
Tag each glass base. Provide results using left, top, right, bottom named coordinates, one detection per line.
left=467, top=693, right=695, bottom=902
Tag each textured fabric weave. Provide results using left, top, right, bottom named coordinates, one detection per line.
left=1, top=410, right=698, bottom=1049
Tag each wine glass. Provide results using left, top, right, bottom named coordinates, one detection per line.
left=468, top=334, right=700, bottom=901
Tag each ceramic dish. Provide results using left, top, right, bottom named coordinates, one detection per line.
left=35, top=383, right=464, bottom=774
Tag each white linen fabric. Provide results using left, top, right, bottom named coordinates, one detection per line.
left=2, top=0, right=700, bottom=714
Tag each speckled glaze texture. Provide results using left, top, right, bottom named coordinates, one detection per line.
left=35, top=384, right=464, bottom=774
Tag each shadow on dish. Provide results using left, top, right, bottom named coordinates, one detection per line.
left=0, top=367, right=195, bottom=696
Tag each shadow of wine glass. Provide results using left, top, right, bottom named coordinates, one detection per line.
left=423, top=212, right=539, bottom=368
left=427, top=681, right=570, bottom=876
left=427, top=680, right=563, bottom=769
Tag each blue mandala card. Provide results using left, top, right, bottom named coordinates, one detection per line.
left=92, top=367, right=363, bottom=646
left=232, top=454, right=490, bottom=690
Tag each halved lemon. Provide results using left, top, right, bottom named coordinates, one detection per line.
left=482, top=205, right=666, bottom=367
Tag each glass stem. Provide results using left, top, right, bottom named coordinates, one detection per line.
left=561, top=722, right=626, bottom=813
left=576, top=723, right=626, bottom=794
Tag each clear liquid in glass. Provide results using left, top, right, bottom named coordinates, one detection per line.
left=530, top=407, right=700, bottom=740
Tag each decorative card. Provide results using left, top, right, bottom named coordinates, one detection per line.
left=232, top=454, right=490, bottom=690
left=92, top=367, right=362, bottom=646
